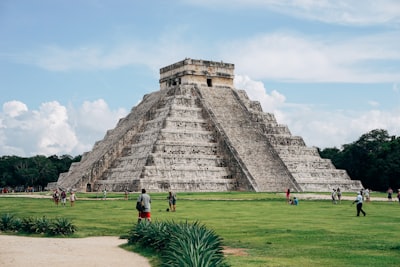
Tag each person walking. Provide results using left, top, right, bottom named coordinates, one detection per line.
left=352, top=191, right=366, bottom=216
left=137, top=189, right=151, bottom=223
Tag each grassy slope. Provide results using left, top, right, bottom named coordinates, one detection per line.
left=1, top=192, right=399, bottom=267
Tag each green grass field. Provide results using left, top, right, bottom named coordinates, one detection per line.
left=1, top=192, right=399, bottom=267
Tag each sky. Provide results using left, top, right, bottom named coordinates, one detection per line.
left=1, top=0, right=399, bottom=157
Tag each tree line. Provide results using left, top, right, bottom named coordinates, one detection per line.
left=0, top=129, right=398, bottom=192
left=319, top=129, right=400, bottom=192
left=0, top=154, right=81, bottom=191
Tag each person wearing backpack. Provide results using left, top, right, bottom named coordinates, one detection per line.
left=137, top=189, right=151, bottom=223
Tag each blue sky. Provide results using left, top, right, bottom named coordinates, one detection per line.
left=1, top=0, right=399, bottom=156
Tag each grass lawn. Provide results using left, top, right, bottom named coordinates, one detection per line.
left=1, top=191, right=399, bottom=267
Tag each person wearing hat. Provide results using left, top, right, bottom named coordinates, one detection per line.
left=352, top=191, right=366, bottom=216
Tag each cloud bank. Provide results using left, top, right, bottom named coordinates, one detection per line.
left=0, top=100, right=127, bottom=157
left=1, top=79, right=400, bottom=157
left=235, top=75, right=400, bottom=148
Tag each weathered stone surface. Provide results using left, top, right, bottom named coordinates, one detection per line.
left=54, top=58, right=363, bottom=193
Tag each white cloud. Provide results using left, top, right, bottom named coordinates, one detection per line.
left=234, top=75, right=286, bottom=112
left=238, top=76, right=400, bottom=148
left=2, top=101, right=28, bottom=118
left=222, top=31, right=400, bottom=83
left=0, top=99, right=127, bottom=156
left=187, top=0, right=400, bottom=26
left=29, top=30, right=200, bottom=73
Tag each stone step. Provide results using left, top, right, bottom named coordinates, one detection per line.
left=159, top=131, right=215, bottom=143
left=149, top=153, right=227, bottom=167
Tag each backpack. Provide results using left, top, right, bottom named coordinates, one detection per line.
left=136, top=195, right=145, bottom=212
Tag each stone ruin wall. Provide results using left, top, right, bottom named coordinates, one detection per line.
left=53, top=59, right=363, bottom=193
left=233, top=89, right=363, bottom=192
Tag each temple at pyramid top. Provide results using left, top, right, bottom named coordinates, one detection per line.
left=159, top=58, right=235, bottom=90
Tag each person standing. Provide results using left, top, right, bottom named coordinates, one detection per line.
left=124, top=189, right=129, bottom=200
left=336, top=188, right=342, bottom=204
left=286, top=188, right=291, bottom=204
left=53, top=189, right=60, bottom=206
left=102, top=188, right=107, bottom=200
left=60, top=190, right=67, bottom=206
left=69, top=191, right=76, bottom=207
left=387, top=187, right=393, bottom=202
left=167, top=191, right=177, bottom=212
left=397, top=189, right=400, bottom=204
left=364, top=188, right=370, bottom=203
left=352, top=191, right=366, bottom=216
left=331, top=189, right=337, bottom=204
left=137, top=189, right=151, bottom=223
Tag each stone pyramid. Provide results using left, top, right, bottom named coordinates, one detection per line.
left=55, top=58, right=363, bottom=193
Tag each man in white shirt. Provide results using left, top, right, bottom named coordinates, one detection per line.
left=352, top=191, right=366, bottom=216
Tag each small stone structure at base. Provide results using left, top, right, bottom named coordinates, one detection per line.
left=53, top=58, right=363, bottom=193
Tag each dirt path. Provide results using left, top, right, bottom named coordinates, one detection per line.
left=0, top=235, right=151, bottom=267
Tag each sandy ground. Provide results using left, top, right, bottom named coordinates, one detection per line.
left=0, top=235, right=151, bottom=267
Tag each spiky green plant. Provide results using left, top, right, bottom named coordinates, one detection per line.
left=128, top=220, right=229, bottom=267
left=32, top=216, right=51, bottom=234
left=0, top=213, right=15, bottom=231
left=161, top=221, right=227, bottom=267
left=50, top=217, right=77, bottom=236
left=20, top=217, right=36, bottom=233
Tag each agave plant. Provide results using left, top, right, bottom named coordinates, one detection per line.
left=50, top=217, right=77, bottom=235
left=162, top=221, right=227, bottom=267
left=0, top=213, right=15, bottom=231
left=127, top=220, right=229, bottom=267
left=20, top=217, right=36, bottom=233
left=32, top=216, right=52, bottom=234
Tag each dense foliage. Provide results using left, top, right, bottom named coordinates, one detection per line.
left=128, top=220, right=229, bottom=267
left=319, top=129, right=400, bottom=191
left=0, top=154, right=81, bottom=190
left=0, top=213, right=76, bottom=235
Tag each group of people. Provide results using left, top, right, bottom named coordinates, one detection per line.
left=387, top=187, right=400, bottom=203
left=52, top=189, right=76, bottom=207
left=286, top=189, right=299, bottom=206
left=331, top=188, right=342, bottom=204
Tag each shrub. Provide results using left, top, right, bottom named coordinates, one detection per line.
left=127, top=220, right=229, bottom=267
left=0, top=214, right=76, bottom=236
left=20, top=217, right=36, bottom=233
left=50, top=217, right=77, bottom=236
left=0, top=213, right=15, bottom=231
left=32, top=216, right=52, bottom=234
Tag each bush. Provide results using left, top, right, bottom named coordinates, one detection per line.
left=127, top=220, right=229, bottom=267
left=0, top=213, right=15, bottom=231
left=32, top=216, right=52, bottom=234
left=0, top=213, right=76, bottom=236
left=50, top=217, right=77, bottom=236
left=20, top=217, right=36, bottom=233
